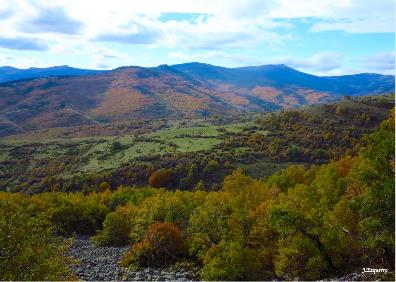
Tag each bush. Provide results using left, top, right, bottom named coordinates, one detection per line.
left=47, top=193, right=109, bottom=235
left=92, top=205, right=137, bottom=246
left=0, top=193, right=74, bottom=280
left=99, top=181, right=111, bottom=192
left=111, top=141, right=123, bottom=152
left=149, top=169, right=172, bottom=188
left=107, top=187, right=158, bottom=210
left=203, top=160, right=219, bottom=174
left=121, top=222, right=186, bottom=267
left=201, top=240, right=262, bottom=281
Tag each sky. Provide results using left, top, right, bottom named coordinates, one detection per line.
left=0, top=0, right=394, bottom=75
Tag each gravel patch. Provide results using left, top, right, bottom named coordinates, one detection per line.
left=67, top=236, right=128, bottom=281
left=334, top=270, right=394, bottom=281
left=67, top=236, right=200, bottom=281
left=119, top=267, right=200, bottom=281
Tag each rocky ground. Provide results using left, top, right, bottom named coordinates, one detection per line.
left=335, top=270, right=394, bottom=281
left=67, top=237, right=394, bottom=281
left=118, top=267, right=199, bottom=281
left=67, top=236, right=199, bottom=281
left=67, top=236, right=128, bottom=280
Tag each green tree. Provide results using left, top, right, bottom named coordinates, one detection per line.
left=201, top=240, right=262, bottom=281
left=0, top=193, right=74, bottom=280
left=111, top=140, right=123, bottom=152
left=92, top=204, right=137, bottom=246
left=352, top=111, right=395, bottom=267
left=203, top=160, right=219, bottom=174
left=193, top=180, right=205, bottom=191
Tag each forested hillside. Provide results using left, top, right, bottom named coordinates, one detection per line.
left=1, top=0, right=394, bottom=280
left=1, top=109, right=394, bottom=280
left=1, top=95, right=393, bottom=194
left=0, top=63, right=393, bottom=136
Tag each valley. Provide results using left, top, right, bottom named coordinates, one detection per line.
left=1, top=90, right=394, bottom=281
left=1, top=94, right=393, bottom=195
left=0, top=61, right=394, bottom=282
left=1, top=100, right=394, bottom=280
left=1, top=0, right=394, bottom=280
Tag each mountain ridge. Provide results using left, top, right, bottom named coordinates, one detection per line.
left=1, top=62, right=394, bottom=84
left=0, top=62, right=394, bottom=137
left=0, top=65, right=105, bottom=83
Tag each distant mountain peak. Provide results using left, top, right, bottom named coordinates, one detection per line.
left=154, top=64, right=174, bottom=71
left=0, top=66, right=17, bottom=72
left=0, top=65, right=105, bottom=83
left=0, top=62, right=393, bottom=136
left=51, top=65, right=72, bottom=69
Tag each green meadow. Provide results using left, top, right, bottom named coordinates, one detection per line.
left=0, top=119, right=267, bottom=179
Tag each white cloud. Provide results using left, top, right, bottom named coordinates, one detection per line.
left=310, top=19, right=394, bottom=33
left=276, top=52, right=345, bottom=73
left=357, top=51, right=395, bottom=74
left=168, top=50, right=270, bottom=66
left=257, top=51, right=395, bottom=76
left=87, top=45, right=131, bottom=69
left=0, top=36, right=48, bottom=50
left=0, top=0, right=392, bottom=51
left=168, top=51, right=351, bottom=75
left=274, top=0, right=395, bottom=33
left=0, top=54, right=43, bottom=68
left=271, top=0, right=352, bottom=18
left=18, top=4, right=83, bottom=34
left=0, top=0, right=393, bottom=71
left=168, top=50, right=395, bottom=76
left=159, top=15, right=292, bottom=50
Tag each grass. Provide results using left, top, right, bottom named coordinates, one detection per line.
left=0, top=150, right=9, bottom=162
left=0, top=119, right=264, bottom=178
left=238, top=160, right=295, bottom=179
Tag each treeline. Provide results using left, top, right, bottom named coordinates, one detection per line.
left=4, top=152, right=229, bottom=194
left=1, top=111, right=394, bottom=280
left=1, top=95, right=393, bottom=194
left=246, top=96, right=394, bottom=163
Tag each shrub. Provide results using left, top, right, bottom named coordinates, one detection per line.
left=193, top=180, right=205, bottom=191
left=92, top=205, right=137, bottom=246
left=121, top=222, right=186, bottom=267
left=47, top=193, right=109, bottom=235
left=107, top=187, right=158, bottom=210
left=99, top=181, right=111, bottom=192
left=148, top=169, right=172, bottom=188
left=0, top=193, right=74, bottom=280
left=201, top=240, right=262, bottom=281
left=111, top=141, right=123, bottom=152
left=203, top=160, right=219, bottom=174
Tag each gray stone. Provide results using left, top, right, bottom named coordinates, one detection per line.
left=67, top=236, right=128, bottom=281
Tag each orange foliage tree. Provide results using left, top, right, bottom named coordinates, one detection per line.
left=121, top=221, right=186, bottom=267
left=148, top=169, right=172, bottom=188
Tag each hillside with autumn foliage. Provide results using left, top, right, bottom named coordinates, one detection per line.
left=0, top=63, right=393, bottom=137
left=1, top=107, right=394, bottom=280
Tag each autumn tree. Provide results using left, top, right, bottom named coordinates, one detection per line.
left=352, top=110, right=395, bottom=268
left=93, top=205, right=137, bottom=246
left=99, top=181, right=111, bottom=192
left=0, top=193, right=74, bottom=280
left=149, top=169, right=172, bottom=188
left=203, top=160, right=219, bottom=174
left=121, top=222, right=186, bottom=267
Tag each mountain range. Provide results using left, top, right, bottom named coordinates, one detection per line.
left=0, top=65, right=104, bottom=83
left=0, top=63, right=394, bottom=136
